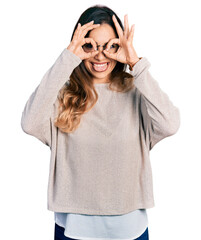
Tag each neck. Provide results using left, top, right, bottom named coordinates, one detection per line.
left=93, top=76, right=111, bottom=84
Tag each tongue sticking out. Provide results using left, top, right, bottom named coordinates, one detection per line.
left=92, top=63, right=108, bottom=72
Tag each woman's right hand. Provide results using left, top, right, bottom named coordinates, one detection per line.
left=67, top=20, right=100, bottom=60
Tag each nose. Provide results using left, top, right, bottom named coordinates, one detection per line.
left=94, top=46, right=107, bottom=60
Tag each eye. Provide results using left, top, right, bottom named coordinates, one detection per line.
left=84, top=43, right=93, bottom=49
left=109, top=44, right=119, bottom=50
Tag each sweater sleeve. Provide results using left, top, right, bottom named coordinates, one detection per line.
left=20, top=48, right=82, bottom=147
left=130, top=57, right=181, bottom=150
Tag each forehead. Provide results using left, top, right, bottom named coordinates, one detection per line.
left=88, top=23, right=117, bottom=44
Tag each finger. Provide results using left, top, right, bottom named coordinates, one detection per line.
left=112, top=15, right=123, bottom=38
left=77, top=20, right=94, bottom=37
left=106, top=38, right=120, bottom=51
left=77, top=21, right=94, bottom=38
left=83, top=37, right=97, bottom=51
left=80, top=20, right=95, bottom=31
left=88, top=50, right=99, bottom=58
left=84, top=49, right=99, bottom=59
left=73, top=23, right=81, bottom=39
left=103, top=50, right=117, bottom=60
left=77, top=20, right=97, bottom=36
left=81, top=24, right=100, bottom=37
left=124, top=14, right=129, bottom=38
left=128, top=24, right=135, bottom=42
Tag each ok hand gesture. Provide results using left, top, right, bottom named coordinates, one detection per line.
left=67, top=21, right=100, bottom=60
left=103, top=14, right=140, bottom=70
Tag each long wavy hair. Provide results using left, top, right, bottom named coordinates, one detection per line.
left=54, top=4, right=135, bottom=133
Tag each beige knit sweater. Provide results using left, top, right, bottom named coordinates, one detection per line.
left=21, top=48, right=180, bottom=215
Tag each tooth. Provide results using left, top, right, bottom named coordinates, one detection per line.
left=94, top=64, right=106, bottom=66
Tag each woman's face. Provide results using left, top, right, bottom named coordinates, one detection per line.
left=83, top=23, right=117, bottom=84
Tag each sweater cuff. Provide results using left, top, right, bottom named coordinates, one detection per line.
left=129, top=57, right=151, bottom=79
left=62, top=48, right=82, bottom=66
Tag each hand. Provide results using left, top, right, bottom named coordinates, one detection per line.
left=103, top=14, right=140, bottom=68
left=67, top=21, right=100, bottom=60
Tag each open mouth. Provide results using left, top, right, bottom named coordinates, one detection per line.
left=91, top=62, right=110, bottom=72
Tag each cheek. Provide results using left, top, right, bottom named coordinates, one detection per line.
left=110, top=61, right=117, bottom=70
left=83, top=61, right=92, bottom=72
left=83, top=60, right=89, bottom=68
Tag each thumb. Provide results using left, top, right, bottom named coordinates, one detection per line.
left=103, top=50, right=117, bottom=60
left=90, top=50, right=99, bottom=58
left=84, top=50, right=99, bottom=59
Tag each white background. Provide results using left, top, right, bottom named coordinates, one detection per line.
left=0, top=0, right=200, bottom=239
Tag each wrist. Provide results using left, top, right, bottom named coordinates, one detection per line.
left=67, top=45, right=82, bottom=60
left=128, top=57, right=142, bottom=71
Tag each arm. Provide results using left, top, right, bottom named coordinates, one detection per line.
left=21, top=48, right=82, bottom=147
left=130, top=57, right=181, bottom=150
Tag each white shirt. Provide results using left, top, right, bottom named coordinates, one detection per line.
left=54, top=208, right=148, bottom=240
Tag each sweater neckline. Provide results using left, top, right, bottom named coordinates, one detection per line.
left=93, top=82, right=110, bottom=87
left=94, top=82, right=110, bottom=84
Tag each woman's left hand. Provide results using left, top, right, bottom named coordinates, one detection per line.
left=103, top=14, right=140, bottom=69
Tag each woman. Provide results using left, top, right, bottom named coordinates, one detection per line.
left=21, top=4, right=180, bottom=240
